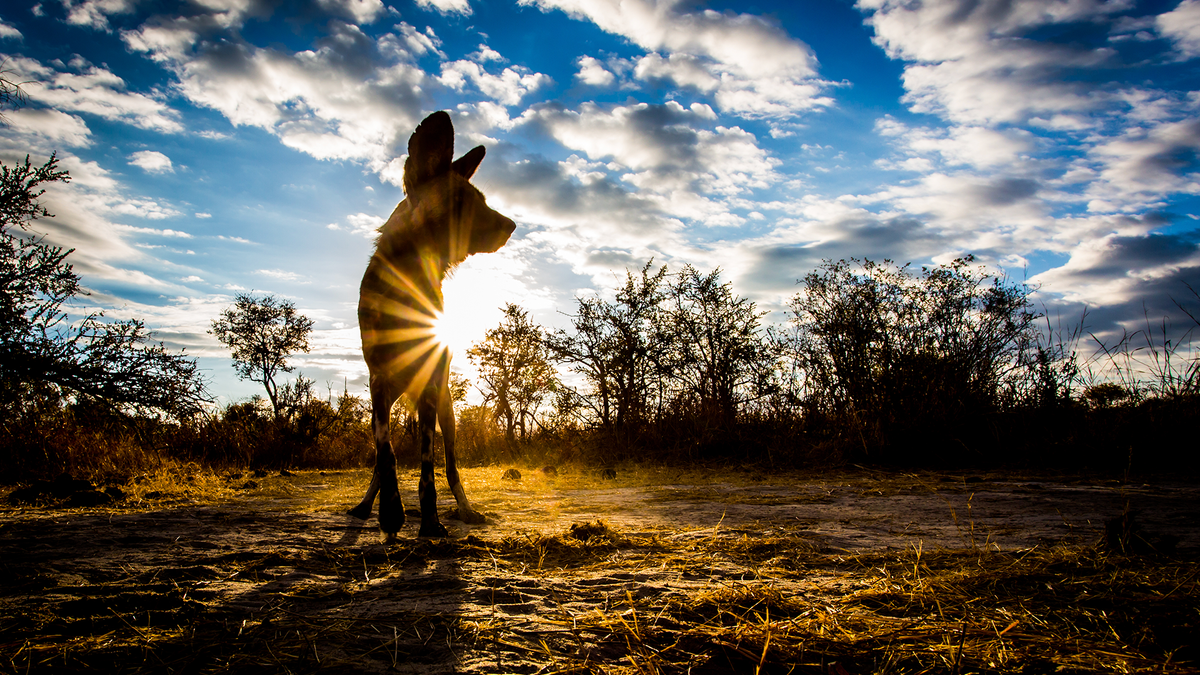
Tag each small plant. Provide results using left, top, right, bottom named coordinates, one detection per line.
left=1084, top=382, right=1130, bottom=408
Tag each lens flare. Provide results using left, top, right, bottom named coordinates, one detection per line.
left=359, top=252, right=452, bottom=400
left=429, top=309, right=450, bottom=352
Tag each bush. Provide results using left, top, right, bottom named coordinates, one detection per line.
left=782, top=257, right=1038, bottom=462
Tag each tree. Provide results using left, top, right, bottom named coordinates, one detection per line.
left=0, top=59, right=29, bottom=121
left=466, top=303, right=556, bottom=443
left=663, top=265, right=773, bottom=426
left=0, top=154, right=210, bottom=419
left=546, top=262, right=669, bottom=437
left=784, top=257, right=1036, bottom=452
left=210, top=294, right=314, bottom=420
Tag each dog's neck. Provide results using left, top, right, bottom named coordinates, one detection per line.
left=375, top=198, right=463, bottom=282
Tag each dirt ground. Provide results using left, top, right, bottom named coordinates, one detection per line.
left=2, top=467, right=1198, bottom=673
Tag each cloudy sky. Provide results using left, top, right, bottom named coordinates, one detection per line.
left=2, top=0, right=1199, bottom=404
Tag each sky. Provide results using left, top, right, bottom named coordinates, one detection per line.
left=2, top=0, right=1199, bottom=406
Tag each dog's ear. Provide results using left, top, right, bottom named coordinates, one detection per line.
left=403, top=111, right=454, bottom=195
left=452, top=146, right=486, bottom=179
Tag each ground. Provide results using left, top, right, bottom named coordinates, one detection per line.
left=1, top=467, right=1198, bottom=673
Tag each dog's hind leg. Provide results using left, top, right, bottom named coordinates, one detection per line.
left=350, top=377, right=405, bottom=538
left=439, top=383, right=486, bottom=524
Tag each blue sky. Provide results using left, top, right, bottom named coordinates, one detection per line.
left=2, top=0, right=1199, bottom=404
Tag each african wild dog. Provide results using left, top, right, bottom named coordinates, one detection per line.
left=349, top=111, right=516, bottom=537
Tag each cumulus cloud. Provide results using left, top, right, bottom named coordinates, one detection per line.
left=575, top=55, right=614, bottom=86
left=128, top=149, right=173, bottom=173
left=62, top=0, right=138, bottom=31
left=0, top=108, right=92, bottom=147
left=415, top=0, right=472, bottom=15
left=122, top=16, right=432, bottom=169
left=0, top=148, right=197, bottom=293
left=482, top=151, right=685, bottom=285
left=1029, top=231, right=1200, bottom=337
left=68, top=0, right=385, bottom=32
left=875, top=117, right=1033, bottom=170
left=317, top=0, right=387, bottom=25
left=257, top=269, right=307, bottom=282
left=1087, top=118, right=1200, bottom=210
left=848, top=0, right=1200, bottom=326
left=859, top=0, right=1128, bottom=126
left=0, top=18, right=22, bottom=39
left=1158, top=0, right=1200, bottom=59
left=522, top=100, right=778, bottom=204
left=471, top=44, right=504, bottom=62
left=5, top=55, right=181, bottom=132
left=439, top=60, right=551, bottom=107
left=520, top=0, right=832, bottom=118
left=329, top=212, right=384, bottom=238
left=117, top=224, right=191, bottom=237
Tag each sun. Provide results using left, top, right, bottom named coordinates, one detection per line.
left=429, top=309, right=451, bottom=351
left=440, top=270, right=509, bottom=359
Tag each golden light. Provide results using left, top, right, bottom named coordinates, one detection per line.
left=429, top=309, right=450, bottom=352
left=359, top=253, right=453, bottom=401
left=361, top=253, right=524, bottom=404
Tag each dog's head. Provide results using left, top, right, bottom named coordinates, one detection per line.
left=402, top=111, right=516, bottom=261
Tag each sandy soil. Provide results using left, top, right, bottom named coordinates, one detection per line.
left=2, top=468, right=1197, bottom=673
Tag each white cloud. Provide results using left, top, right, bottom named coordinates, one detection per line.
left=0, top=149, right=204, bottom=295
left=7, top=55, right=182, bottom=132
left=859, top=0, right=1126, bottom=126
left=415, top=0, right=471, bottom=15
left=849, top=0, right=1200, bottom=306
left=317, top=0, right=386, bottom=25
left=453, top=100, right=520, bottom=135
left=1030, top=230, right=1200, bottom=314
left=520, top=0, right=832, bottom=119
left=1159, top=0, right=1200, bottom=59
left=1087, top=117, right=1200, bottom=209
left=874, top=117, right=1032, bottom=170
left=526, top=101, right=779, bottom=200
left=1, top=108, right=92, bottom=147
left=575, top=55, right=614, bottom=86
left=123, top=18, right=431, bottom=169
left=0, top=19, right=22, bottom=39
left=330, top=212, right=384, bottom=238
left=128, top=149, right=174, bottom=173
left=257, top=269, right=307, bottom=282
left=439, top=59, right=551, bottom=107
left=110, top=198, right=182, bottom=220
left=471, top=44, right=504, bottom=62
left=116, top=224, right=192, bottom=237
left=195, top=212, right=212, bottom=218
left=62, top=0, right=137, bottom=31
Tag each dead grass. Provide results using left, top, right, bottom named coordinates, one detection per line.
left=1, top=472, right=1197, bottom=674
left=457, top=536, right=1199, bottom=674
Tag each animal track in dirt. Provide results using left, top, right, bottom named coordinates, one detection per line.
left=2, top=467, right=1197, bottom=673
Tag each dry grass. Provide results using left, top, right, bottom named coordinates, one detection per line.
left=1, top=475, right=1197, bottom=674
left=454, top=533, right=1199, bottom=673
